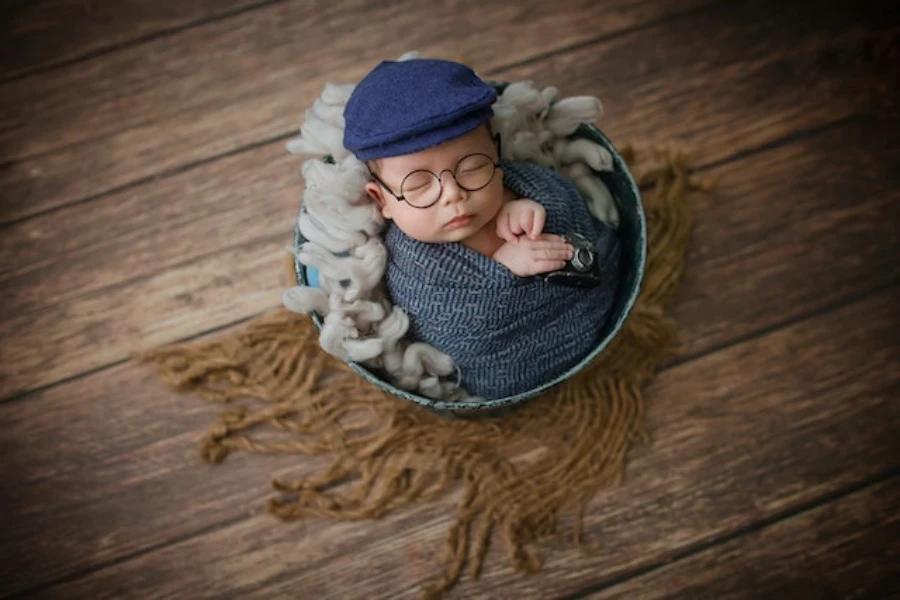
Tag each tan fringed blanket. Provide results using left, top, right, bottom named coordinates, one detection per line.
left=142, top=148, right=708, bottom=599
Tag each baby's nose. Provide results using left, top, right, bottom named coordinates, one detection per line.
left=439, top=171, right=467, bottom=204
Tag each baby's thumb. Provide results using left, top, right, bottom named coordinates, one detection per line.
left=496, top=218, right=517, bottom=243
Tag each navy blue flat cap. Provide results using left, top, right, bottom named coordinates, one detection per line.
left=343, top=59, right=497, bottom=161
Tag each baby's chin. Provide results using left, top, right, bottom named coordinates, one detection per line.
left=412, top=230, right=473, bottom=244
left=399, top=222, right=481, bottom=245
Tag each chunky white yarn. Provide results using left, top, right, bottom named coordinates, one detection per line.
left=282, top=53, right=619, bottom=402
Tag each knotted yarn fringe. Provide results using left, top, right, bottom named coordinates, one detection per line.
left=140, top=146, right=708, bottom=599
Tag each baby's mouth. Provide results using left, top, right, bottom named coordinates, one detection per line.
left=445, top=214, right=473, bottom=229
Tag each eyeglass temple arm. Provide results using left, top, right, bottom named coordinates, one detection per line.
left=367, top=169, right=404, bottom=201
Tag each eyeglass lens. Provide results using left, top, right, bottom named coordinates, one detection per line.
left=400, top=153, right=496, bottom=207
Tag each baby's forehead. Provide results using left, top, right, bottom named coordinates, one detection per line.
left=379, top=128, right=494, bottom=171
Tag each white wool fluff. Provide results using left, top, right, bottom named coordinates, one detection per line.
left=282, top=54, right=619, bottom=402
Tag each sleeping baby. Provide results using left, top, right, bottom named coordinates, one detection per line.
left=343, top=58, right=621, bottom=399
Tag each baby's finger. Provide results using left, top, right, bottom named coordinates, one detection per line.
left=508, top=221, right=526, bottom=240
left=530, top=209, right=546, bottom=239
left=532, top=246, right=574, bottom=261
left=528, top=239, right=574, bottom=252
left=496, top=212, right=516, bottom=243
left=536, top=233, right=566, bottom=244
left=516, top=212, right=531, bottom=235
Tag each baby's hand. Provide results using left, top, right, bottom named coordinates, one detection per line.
left=496, top=199, right=546, bottom=243
left=493, top=234, right=574, bottom=277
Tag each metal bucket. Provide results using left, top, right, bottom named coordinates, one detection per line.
left=293, top=100, right=645, bottom=415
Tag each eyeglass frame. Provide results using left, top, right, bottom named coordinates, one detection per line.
left=367, top=133, right=503, bottom=209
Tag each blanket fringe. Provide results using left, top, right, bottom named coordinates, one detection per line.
left=140, top=147, right=709, bottom=598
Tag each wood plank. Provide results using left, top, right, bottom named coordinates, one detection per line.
left=0, top=0, right=272, bottom=80
left=0, top=0, right=709, bottom=224
left=663, top=113, right=900, bottom=360
left=583, top=477, right=900, bottom=600
left=25, top=284, right=899, bottom=599
left=2, top=110, right=897, bottom=399
left=502, top=4, right=900, bottom=177
left=0, top=236, right=285, bottom=400
left=0, top=358, right=331, bottom=597
left=0, top=141, right=296, bottom=320
left=9, top=0, right=885, bottom=314
left=5, top=1, right=894, bottom=305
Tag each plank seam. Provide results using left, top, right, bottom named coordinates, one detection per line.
left=0, top=131, right=296, bottom=231
left=485, top=0, right=722, bottom=77
left=663, top=275, right=900, bottom=370
left=1, top=513, right=254, bottom=600
left=0, top=0, right=290, bottom=85
left=692, top=114, right=858, bottom=175
left=0, top=313, right=261, bottom=405
left=559, top=466, right=900, bottom=600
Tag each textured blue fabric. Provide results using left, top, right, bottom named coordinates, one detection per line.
left=343, top=59, right=497, bottom=160
left=383, top=161, right=621, bottom=399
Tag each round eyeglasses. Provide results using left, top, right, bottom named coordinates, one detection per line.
left=368, top=141, right=502, bottom=209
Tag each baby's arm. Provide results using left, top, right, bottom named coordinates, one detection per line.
left=493, top=199, right=573, bottom=276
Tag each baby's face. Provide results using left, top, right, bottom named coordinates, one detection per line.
left=365, top=126, right=504, bottom=244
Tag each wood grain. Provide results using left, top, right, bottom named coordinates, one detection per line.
left=2, top=2, right=898, bottom=598
left=20, top=285, right=897, bottom=599
left=0, top=0, right=708, bottom=224
left=3, top=1, right=898, bottom=399
left=0, top=235, right=286, bottom=400
left=0, top=359, right=331, bottom=597
left=583, top=477, right=900, bottom=600
left=3, top=117, right=897, bottom=591
left=242, top=287, right=900, bottom=600
left=2, top=113, right=897, bottom=400
left=0, top=0, right=274, bottom=80
left=8, top=0, right=896, bottom=315
left=663, top=113, right=900, bottom=360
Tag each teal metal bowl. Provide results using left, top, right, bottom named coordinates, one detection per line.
left=293, top=106, right=645, bottom=415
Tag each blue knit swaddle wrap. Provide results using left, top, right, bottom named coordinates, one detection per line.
left=383, top=161, right=621, bottom=399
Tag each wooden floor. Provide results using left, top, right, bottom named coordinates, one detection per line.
left=2, top=1, right=898, bottom=598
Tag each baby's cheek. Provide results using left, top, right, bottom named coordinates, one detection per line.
left=394, top=211, right=441, bottom=242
